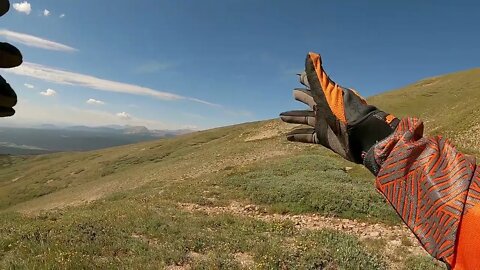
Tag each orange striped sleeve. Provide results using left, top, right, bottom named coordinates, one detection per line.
left=370, top=118, right=479, bottom=268
left=451, top=169, right=480, bottom=269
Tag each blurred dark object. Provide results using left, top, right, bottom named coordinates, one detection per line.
left=0, top=0, right=23, bottom=117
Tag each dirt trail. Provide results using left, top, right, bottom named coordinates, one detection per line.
left=179, top=202, right=433, bottom=270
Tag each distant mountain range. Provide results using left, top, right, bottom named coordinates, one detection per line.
left=0, top=125, right=193, bottom=155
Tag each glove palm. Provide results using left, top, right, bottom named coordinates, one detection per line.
left=280, top=53, right=398, bottom=164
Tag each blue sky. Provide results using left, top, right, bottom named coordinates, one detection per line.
left=1, top=0, right=479, bottom=130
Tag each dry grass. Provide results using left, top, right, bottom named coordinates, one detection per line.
left=2, top=68, right=475, bottom=269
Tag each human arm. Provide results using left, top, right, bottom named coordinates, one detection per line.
left=368, top=117, right=479, bottom=269
left=280, top=52, right=480, bottom=269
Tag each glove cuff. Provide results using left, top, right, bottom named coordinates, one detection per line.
left=348, top=110, right=399, bottom=164
left=363, top=146, right=381, bottom=175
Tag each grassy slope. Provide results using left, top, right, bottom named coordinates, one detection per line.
left=369, top=68, right=480, bottom=155
left=0, top=121, right=401, bottom=269
left=2, top=68, right=477, bottom=269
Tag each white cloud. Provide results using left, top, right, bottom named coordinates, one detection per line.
left=12, top=1, right=31, bottom=15
left=24, top=83, right=34, bottom=89
left=5, top=100, right=189, bottom=130
left=59, top=13, right=65, bottom=18
left=0, top=29, right=77, bottom=52
left=86, top=98, right=105, bottom=105
left=40, top=89, right=56, bottom=96
left=43, top=9, right=50, bottom=16
left=116, top=112, right=131, bottom=120
left=180, top=124, right=199, bottom=130
left=6, top=62, right=220, bottom=107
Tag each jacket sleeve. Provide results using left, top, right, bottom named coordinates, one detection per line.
left=364, top=118, right=480, bottom=269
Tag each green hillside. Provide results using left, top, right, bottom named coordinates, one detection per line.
left=2, top=68, right=477, bottom=269
left=369, top=68, right=480, bottom=155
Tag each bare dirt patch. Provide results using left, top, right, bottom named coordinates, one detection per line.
left=179, top=202, right=430, bottom=270
left=165, top=265, right=190, bottom=270
left=242, top=121, right=290, bottom=142
left=234, top=252, right=254, bottom=268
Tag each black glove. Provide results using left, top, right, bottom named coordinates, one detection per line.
left=280, top=52, right=399, bottom=164
left=0, top=0, right=23, bottom=117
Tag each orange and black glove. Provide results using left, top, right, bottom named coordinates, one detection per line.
left=280, top=52, right=399, bottom=168
left=0, top=0, right=23, bottom=117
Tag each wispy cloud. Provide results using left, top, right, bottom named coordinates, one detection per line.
left=6, top=100, right=193, bottom=130
left=116, top=112, right=131, bottom=120
left=40, top=89, right=56, bottom=96
left=0, top=29, right=77, bottom=52
left=43, top=9, right=50, bottom=17
left=6, top=62, right=220, bottom=107
left=24, top=83, right=34, bottom=89
left=86, top=98, right=105, bottom=105
left=12, top=1, right=31, bottom=15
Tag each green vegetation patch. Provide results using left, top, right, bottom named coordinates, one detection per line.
left=165, top=152, right=400, bottom=224
left=0, top=199, right=385, bottom=269
left=404, top=255, right=446, bottom=270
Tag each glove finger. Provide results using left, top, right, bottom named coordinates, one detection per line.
left=280, top=110, right=315, bottom=126
left=0, top=106, right=14, bottom=117
left=298, top=71, right=310, bottom=88
left=314, top=118, right=349, bottom=159
left=324, top=124, right=348, bottom=158
left=305, top=52, right=347, bottom=125
left=0, top=74, right=17, bottom=107
left=0, top=0, right=9, bottom=17
left=0, top=42, right=23, bottom=68
left=286, top=128, right=318, bottom=144
left=293, top=88, right=315, bottom=110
